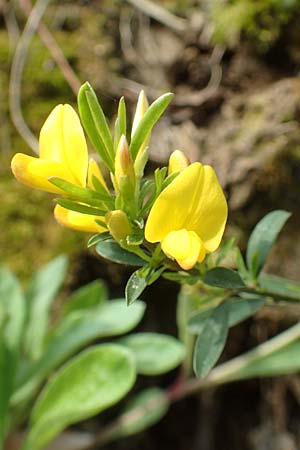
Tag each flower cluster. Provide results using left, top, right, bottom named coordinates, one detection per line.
left=11, top=83, right=227, bottom=277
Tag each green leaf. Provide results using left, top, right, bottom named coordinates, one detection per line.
left=116, top=388, right=169, bottom=438
left=0, top=268, right=25, bottom=442
left=0, top=268, right=25, bottom=349
left=161, top=171, right=178, bottom=190
left=49, top=177, right=110, bottom=204
left=24, top=345, right=136, bottom=450
left=125, top=266, right=165, bottom=305
left=13, top=300, right=145, bottom=406
left=114, top=97, right=126, bottom=149
left=235, top=248, right=249, bottom=280
left=130, top=93, right=174, bottom=160
left=125, top=268, right=148, bottom=305
left=259, top=273, right=300, bottom=301
left=226, top=296, right=265, bottom=326
left=188, top=296, right=265, bottom=335
left=56, top=198, right=106, bottom=216
left=87, top=232, right=111, bottom=248
left=96, top=240, right=146, bottom=265
left=78, top=82, right=114, bottom=172
left=62, top=280, right=108, bottom=316
left=215, top=237, right=235, bottom=265
left=119, top=333, right=185, bottom=375
left=246, top=210, right=291, bottom=278
left=204, top=267, right=246, bottom=289
left=193, top=302, right=229, bottom=377
left=24, top=256, right=68, bottom=360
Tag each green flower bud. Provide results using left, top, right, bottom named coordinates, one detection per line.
left=106, top=210, right=132, bottom=241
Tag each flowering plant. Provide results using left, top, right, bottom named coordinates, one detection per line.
left=7, top=83, right=300, bottom=449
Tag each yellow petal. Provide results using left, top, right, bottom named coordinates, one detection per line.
left=39, top=104, right=65, bottom=163
left=11, top=153, right=73, bottom=194
left=145, top=163, right=204, bottom=243
left=161, top=229, right=206, bottom=270
left=145, top=162, right=227, bottom=254
left=161, top=229, right=191, bottom=261
left=39, top=104, right=88, bottom=187
left=185, top=165, right=228, bottom=252
left=54, top=205, right=106, bottom=233
left=87, top=158, right=109, bottom=192
left=177, top=231, right=206, bottom=270
left=168, top=150, right=190, bottom=175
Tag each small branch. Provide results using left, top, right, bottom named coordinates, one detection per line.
left=2, top=0, right=20, bottom=52
left=125, top=0, right=187, bottom=34
left=169, top=322, right=300, bottom=401
left=9, top=0, right=54, bottom=153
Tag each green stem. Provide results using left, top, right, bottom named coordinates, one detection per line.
left=169, top=322, right=300, bottom=401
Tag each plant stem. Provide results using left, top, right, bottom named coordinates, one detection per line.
left=168, top=322, right=300, bottom=401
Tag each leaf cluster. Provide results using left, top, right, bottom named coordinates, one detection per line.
left=0, top=257, right=185, bottom=449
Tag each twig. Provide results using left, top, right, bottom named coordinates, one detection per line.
left=9, top=0, right=53, bottom=154
left=19, top=0, right=81, bottom=95
left=2, top=0, right=20, bottom=52
left=125, top=0, right=187, bottom=34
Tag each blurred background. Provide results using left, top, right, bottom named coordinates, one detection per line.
left=2, top=1, right=300, bottom=449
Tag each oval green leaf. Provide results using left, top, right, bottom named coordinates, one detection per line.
left=193, top=302, right=229, bottom=378
left=13, top=300, right=145, bottom=407
left=204, top=267, right=246, bottom=289
left=96, top=240, right=146, bottom=266
left=246, top=210, right=291, bottom=278
left=24, top=256, right=68, bottom=360
left=119, top=333, right=185, bottom=375
left=126, top=268, right=148, bottom=305
left=24, top=345, right=136, bottom=450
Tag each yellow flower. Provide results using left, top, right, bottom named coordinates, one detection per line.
left=145, top=162, right=228, bottom=270
left=54, top=205, right=106, bottom=233
left=11, top=104, right=88, bottom=194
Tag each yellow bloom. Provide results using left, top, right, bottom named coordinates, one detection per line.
left=145, top=162, right=228, bottom=270
left=11, top=104, right=88, bottom=194
left=54, top=205, right=106, bottom=233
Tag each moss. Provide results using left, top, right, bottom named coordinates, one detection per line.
left=210, top=0, right=300, bottom=51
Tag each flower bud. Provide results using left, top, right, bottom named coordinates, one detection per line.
left=131, top=90, right=149, bottom=137
left=168, top=150, right=190, bottom=175
left=106, top=210, right=132, bottom=241
left=131, top=91, right=150, bottom=164
left=114, top=135, right=135, bottom=198
left=134, top=146, right=149, bottom=180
